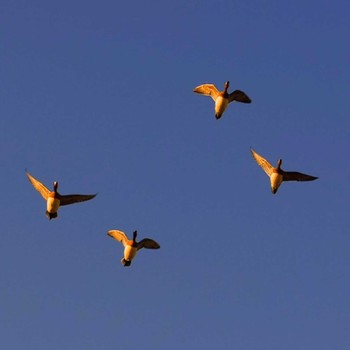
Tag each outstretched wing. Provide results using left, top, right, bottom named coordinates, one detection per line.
left=283, top=171, right=318, bottom=182
left=137, top=238, right=160, bottom=251
left=26, top=171, right=50, bottom=200
left=107, top=230, right=129, bottom=247
left=59, top=193, right=97, bottom=206
left=250, top=148, right=274, bottom=177
left=193, top=84, right=219, bottom=101
left=229, top=90, right=252, bottom=103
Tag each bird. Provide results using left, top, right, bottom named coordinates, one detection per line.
left=250, top=148, right=318, bottom=194
left=107, top=229, right=160, bottom=267
left=26, top=171, right=97, bottom=219
left=193, top=81, right=251, bottom=119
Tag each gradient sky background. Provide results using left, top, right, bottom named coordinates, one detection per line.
left=1, top=1, right=350, bottom=349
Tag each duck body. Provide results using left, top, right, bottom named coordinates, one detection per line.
left=123, top=242, right=138, bottom=266
left=250, top=148, right=318, bottom=194
left=214, top=95, right=229, bottom=119
left=46, top=196, right=60, bottom=219
left=193, top=81, right=251, bottom=119
left=26, top=171, right=97, bottom=220
left=107, top=229, right=160, bottom=267
left=270, top=172, right=284, bottom=194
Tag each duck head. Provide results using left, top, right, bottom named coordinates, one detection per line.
left=277, top=159, right=282, bottom=170
left=224, top=81, right=230, bottom=92
left=132, top=230, right=138, bottom=241
left=53, top=181, right=59, bottom=193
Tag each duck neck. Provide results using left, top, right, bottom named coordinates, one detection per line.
left=277, top=159, right=282, bottom=170
left=223, top=81, right=230, bottom=97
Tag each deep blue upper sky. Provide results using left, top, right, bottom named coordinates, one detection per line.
left=1, top=1, right=350, bottom=349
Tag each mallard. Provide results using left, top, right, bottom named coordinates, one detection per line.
left=26, top=171, right=97, bottom=219
left=193, top=81, right=251, bottom=119
left=107, top=229, right=160, bottom=267
left=250, top=148, right=318, bottom=194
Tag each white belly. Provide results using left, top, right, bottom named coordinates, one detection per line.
left=124, top=245, right=137, bottom=261
left=270, top=173, right=283, bottom=193
left=47, top=197, right=60, bottom=213
left=215, top=96, right=229, bottom=117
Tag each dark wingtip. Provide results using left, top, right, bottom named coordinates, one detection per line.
left=242, top=96, right=252, bottom=104
left=305, top=175, right=318, bottom=181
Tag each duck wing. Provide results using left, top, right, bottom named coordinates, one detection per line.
left=137, top=238, right=160, bottom=251
left=59, top=193, right=97, bottom=206
left=193, top=84, right=219, bottom=101
left=26, top=171, right=50, bottom=200
left=282, top=171, right=318, bottom=182
left=250, top=148, right=274, bottom=177
left=229, top=90, right=252, bottom=103
left=107, top=230, right=129, bottom=247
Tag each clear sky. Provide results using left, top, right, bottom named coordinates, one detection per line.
left=1, top=0, right=349, bottom=349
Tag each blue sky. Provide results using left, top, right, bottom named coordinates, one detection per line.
left=1, top=0, right=349, bottom=349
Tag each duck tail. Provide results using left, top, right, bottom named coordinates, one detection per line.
left=121, top=258, right=131, bottom=267
left=46, top=211, right=58, bottom=220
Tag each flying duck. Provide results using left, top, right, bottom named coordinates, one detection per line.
left=26, top=171, right=97, bottom=219
left=107, top=229, right=160, bottom=267
left=193, top=81, right=251, bottom=119
left=250, top=148, right=318, bottom=194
